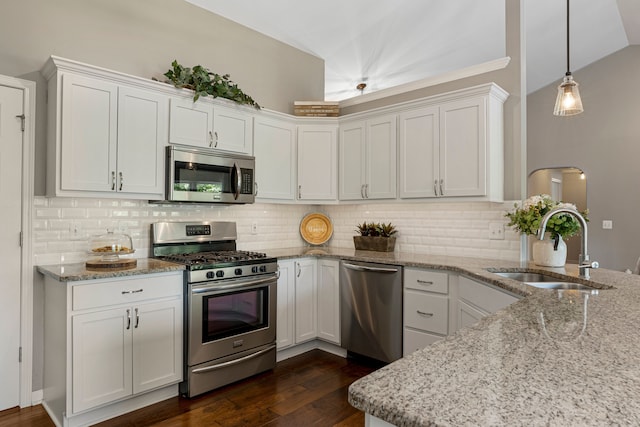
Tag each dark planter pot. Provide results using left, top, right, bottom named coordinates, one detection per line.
left=353, top=236, right=396, bottom=252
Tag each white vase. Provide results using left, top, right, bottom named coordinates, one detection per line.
left=532, top=234, right=567, bottom=267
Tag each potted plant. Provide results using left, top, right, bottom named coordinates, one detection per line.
left=353, top=222, right=398, bottom=252
left=505, top=194, right=587, bottom=267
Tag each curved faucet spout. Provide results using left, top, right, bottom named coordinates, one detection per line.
left=536, top=207, right=596, bottom=278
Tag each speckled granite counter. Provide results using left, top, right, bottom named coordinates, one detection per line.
left=267, top=247, right=640, bottom=426
left=37, top=258, right=185, bottom=282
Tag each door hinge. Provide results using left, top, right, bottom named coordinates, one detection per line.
left=19, top=347, right=22, bottom=363
left=16, top=114, right=25, bottom=132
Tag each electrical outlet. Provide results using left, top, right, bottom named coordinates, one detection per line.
left=251, top=222, right=258, bottom=234
left=489, top=222, right=504, bottom=240
left=602, top=220, right=613, bottom=230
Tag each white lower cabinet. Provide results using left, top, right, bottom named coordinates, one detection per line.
left=403, top=269, right=449, bottom=356
left=455, top=275, right=520, bottom=332
left=43, top=271, right=183, bottom=426
left=276, top=258, right=340, bottom=351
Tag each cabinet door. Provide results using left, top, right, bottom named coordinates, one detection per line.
left=403, top=328, right=444, bottom=356
left=457, top=299, right=487, bottom=330
left=297, top=125, right=337, bottom=200
left=366, top=114, right=397, bottom=199
left=439, top=97, right=487, bottom=197
left=254, top=117, right=296, bottom=200
left=399, top=106, right=439, bottom=198
left=117, top=86, right=168, bottom=199
left=294, top=259, right=317, bottom=343
left=276, top=260, right=296, bottom=349
left=169, top=98, right=213, bottom=148
left=212, top=104, right=253, bottom=154
left=132, top=298, right=182, bottom=394
left=72, top=307, right=132, bottom=413
left=317, top=259, right=340, bottom=345
left=60, top=73, right=117, bottom=192
left=338, top=121, right=366, bottom=200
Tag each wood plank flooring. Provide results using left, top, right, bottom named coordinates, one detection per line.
left=0, top=349, right=382, bottom=427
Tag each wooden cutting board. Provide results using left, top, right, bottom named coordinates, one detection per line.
left=85, top=258, right=137, bottom=269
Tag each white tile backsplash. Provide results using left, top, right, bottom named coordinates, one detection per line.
left=32, top=196, right=520, bottom=266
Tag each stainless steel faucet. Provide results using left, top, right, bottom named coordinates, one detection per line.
left=537, top=207, right=599, bottom=279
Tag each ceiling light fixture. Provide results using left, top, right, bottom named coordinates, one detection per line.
left=553, top=0, right=583, bottom=116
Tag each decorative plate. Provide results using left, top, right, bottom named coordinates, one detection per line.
left=300, top=213, right=333, bottom=245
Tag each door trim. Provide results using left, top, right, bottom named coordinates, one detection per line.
left=0, top=75, right=35, bottom=408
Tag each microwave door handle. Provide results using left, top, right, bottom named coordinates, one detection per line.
left=232, top=161, right=241, bottom=200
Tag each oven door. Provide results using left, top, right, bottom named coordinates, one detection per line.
left=188, top=274, right=276, bottom=366
left=167, top=145, right=255, bottom=204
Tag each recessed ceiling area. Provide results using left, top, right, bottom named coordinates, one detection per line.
left=185, top=0, right=638, bottom=101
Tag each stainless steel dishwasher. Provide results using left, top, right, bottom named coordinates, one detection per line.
left=340, top=260, right=403, bottom=363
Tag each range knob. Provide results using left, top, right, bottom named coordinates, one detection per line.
left=251, top=266, right=258, bottom=273
left=216, top=270, right=224, bottom=278
left=206, top=271, right=215, bottom=279
left=259, top=265, right=267, bottom=273
left=234, top=268, right=243, bottom=276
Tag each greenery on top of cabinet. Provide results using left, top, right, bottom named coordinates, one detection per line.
left=163, top=60, right=260, bottom=109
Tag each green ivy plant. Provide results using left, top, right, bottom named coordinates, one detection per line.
left=163, top=60, right=260, bottom=109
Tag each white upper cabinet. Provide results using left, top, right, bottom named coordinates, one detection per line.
left=297, top=124, right=338, bottom=201
left=169, top=97, right=253, bottom=154
left=339, top=114, right=397, bottom=201
left=399, top=84, right=507, bottom=202
left=254, top=115, right=296, bottom=201
left=48, top=69, right=167, bottom=200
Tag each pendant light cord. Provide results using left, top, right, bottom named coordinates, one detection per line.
left=566, top=0, right=571, bottom=76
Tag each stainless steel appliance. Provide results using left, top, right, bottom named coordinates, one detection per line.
left=165, top=145, right=256, bottom=204
left=152, top=221, right=277, bottom=397
left=340, top=260, right=403, bottom=363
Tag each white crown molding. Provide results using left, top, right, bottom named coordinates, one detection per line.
left=338, top=56, right=511, bottom=109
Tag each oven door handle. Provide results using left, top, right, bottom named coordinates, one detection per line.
left=191, top=275, right=276, bottom=295
left=191, top=344, right=276, bottom=374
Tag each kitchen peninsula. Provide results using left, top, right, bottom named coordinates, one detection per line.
left=270, top=247, right=640, bottom=426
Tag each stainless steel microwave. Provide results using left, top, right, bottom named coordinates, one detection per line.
left=165, top=145, right=255, bottom=204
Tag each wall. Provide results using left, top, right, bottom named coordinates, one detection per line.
left=527, top=45, right=640, bottom=271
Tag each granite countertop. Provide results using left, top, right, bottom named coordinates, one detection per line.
left=37, top=258, right=185, bottom=282
left=269, top=247, right=640, bottom=426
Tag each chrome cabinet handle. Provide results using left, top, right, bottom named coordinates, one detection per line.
left=112, top=171, right=116, bottom=191
left=276, top=264, right=281, bottom=279
left=365, top=184, right=369, bottom=198
left=417, top=310, right=434, bottom=318
left=298, top=185, right=302, bottom=199
left=439, top=179, right=444, bottom=196
left=296, top=262, right=301, bottom=277
left=121, top=289, right=144, bottom=295
left=417, top=279, right=434, bottom=285
left=126, top=309, right=131, bottom=330
left=209, top=131, right=213, bottom=147
left=255, top=181, right=259, bottom=196
left=214, top=131, right=218, bottom=147
left=119, top=172, right=123, bottom=191
left=134, top=308, right=139, bottom=328
left=360, top=184, right=365, bottom=199
left=433, top=179, right=438, bottom=196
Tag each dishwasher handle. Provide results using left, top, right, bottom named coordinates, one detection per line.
left=342, top=262, right=399, bottom=274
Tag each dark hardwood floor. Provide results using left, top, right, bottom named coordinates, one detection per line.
left=0, top=350, right=381, bottom=427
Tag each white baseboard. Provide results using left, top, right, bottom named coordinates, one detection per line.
left=276, top=339, right=346, bottom=362
left=31, top=389, right=43, bottom=405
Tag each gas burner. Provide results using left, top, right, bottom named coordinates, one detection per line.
left=162, top=250, right=268, bottom=267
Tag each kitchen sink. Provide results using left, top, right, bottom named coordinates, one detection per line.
left=492, top=271, right=603, bottom=292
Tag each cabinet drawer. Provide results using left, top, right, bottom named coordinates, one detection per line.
left=404, top=289, right=448, bottom=334
left=72, top=273, right=182, bottom=311
left=404, top=268, right=448, bottom=294
left=403, top=328, right=444, bottom=356
left=458, top=276, right=519, bottom=314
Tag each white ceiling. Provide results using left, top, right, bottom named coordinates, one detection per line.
left=185, top=0, right=638, bottom=101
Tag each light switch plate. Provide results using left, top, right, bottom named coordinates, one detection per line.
left=489, top=222, right=504, bottom=240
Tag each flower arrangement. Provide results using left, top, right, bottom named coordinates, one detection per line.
left=505, top=194, right=587, bottom=240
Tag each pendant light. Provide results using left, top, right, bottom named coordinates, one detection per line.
left=553, top=0, right=583, bottom=116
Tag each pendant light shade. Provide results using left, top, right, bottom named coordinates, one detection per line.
left=553, top=0, right=583, bottom=116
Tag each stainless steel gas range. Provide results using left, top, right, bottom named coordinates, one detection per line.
left=152, top=221, right=277, bottom=398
